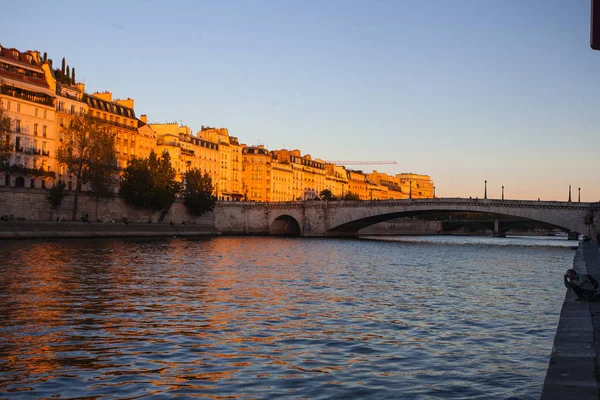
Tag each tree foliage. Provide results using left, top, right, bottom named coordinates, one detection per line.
left=343, top=191, right=361, bottom=201
left=183, top=169, right=217, bottom=216
left=0, top=104, right=11, bottom=169
left=56, top=112, right=116, bottom=220
left=120, top=151, right=181, bottom=211
left=46, top=180, right=67, bottom=210
left=319, top=189, right=338, bottom=201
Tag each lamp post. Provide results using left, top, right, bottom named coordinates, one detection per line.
left=409, top=180, right=412, bottom=199
left=433, top=186, right=436, bottom=198
left=484, top=180, right=487, bottom=199
left=502, top=185, right=504, bottom=200
left=578, top=187, right=581, bottom=203
left=568, top=185, right=572, bottom=202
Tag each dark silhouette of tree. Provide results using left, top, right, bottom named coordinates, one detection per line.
left=343, top=191, right=361, bottom=201
left=61, top=57, right=66, bottom=74
left=319, top=188, right=338, bottom=201
left=183, top=169, right=217, bottom=217
left=71, top=67, right=76, bottom=83
left=46, top=180, right=67, bottom=210
left=0, top=105, right=11, bottom=169
left=56, top=112, right=117, bottom=221
left=42, top=52, right=47, bottom=62
left=120, top=151, right=181, bottom=217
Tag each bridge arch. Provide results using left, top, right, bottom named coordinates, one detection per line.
left=270, top=214, right=302, bottom=236
left=316, top=199, right=596, bottom=238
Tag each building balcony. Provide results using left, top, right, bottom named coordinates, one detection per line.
left=181, top=148, right=194, bottom=156
left=157, top=140, right=180, bottom=147
left=0, top=84, right=55, bottom=107
left=1, top=164, right=55, bottom=179
left=23, top=147, right=41, bottom=155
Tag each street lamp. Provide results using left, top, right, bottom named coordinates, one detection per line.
left=433, top=186, right=436, bottom=198
left=578, top=187, right=581, bottom=202
left=569, top=185, right=572, bottom=202
left=409, top=180, right=412, bottom=199
left=502, top=185, right=504, bottom=200
left=484, top=180, right=487, bottom=199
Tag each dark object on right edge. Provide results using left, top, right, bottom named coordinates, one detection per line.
left=564, top=269, right=600, bottom=301
left=592, top=0, right=600, bottom=50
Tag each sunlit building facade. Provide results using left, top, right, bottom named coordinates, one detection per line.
left=0, top=46, right=57, bottom=189
left=0, top=44, right=436, bottom=203
left=85, top=91, right=138, bottom=171
left=197, top=127, right=243, bottom=201
left=242, top=146, right=271, bottom=202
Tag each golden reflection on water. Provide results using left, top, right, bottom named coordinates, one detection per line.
left=0, top=236, right=573, bottom=399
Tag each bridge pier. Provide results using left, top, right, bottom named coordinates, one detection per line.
left=493, top=220, right=506, bottom=237
left=568, top=231, right=580, bottom=241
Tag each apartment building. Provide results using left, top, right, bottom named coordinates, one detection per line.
left=0, top=46, right=56, bottom=189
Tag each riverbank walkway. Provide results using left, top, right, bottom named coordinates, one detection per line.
left=540, top=240, right=600, bottom=399
left=0, top=220, right=220, bottom=239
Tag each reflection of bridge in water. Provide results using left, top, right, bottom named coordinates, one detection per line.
left=215, top=198, right=600, bottom=239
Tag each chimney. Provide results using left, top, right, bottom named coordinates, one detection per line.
left=93, top=91, right=113, bottom=102
left=115, top=98, right=134, bottom=109
left=140, top=114, right=147, bottom=123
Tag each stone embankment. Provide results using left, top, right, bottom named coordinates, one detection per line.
left=540, top=240, right=600, bottom=399
left=0, top=220, right=220, bottom=239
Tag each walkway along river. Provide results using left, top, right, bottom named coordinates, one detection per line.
left=0, top=235, right=577, bottom=399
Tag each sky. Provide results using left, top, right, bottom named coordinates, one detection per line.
left=3, top=0, right=599, bottom=201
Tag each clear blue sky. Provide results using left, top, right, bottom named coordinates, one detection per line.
left=3, top=0, right=599, bottom=201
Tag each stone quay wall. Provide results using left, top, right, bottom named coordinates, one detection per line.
left=0, top=187, right=214, bottom=225
left=540, top=241, right=600, bottom=399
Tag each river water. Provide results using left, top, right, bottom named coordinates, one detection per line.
left=0, top=235, right=574, bottom=399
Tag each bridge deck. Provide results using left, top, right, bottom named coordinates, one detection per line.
left=540, top=241, right=600, bottom=399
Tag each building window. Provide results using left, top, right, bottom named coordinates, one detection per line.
left=16, top=103, right=20, bottom=113
left=71, top=105, right=75, bottom=114
left=35, top=108, right=38, bottom=117
left=43, top=126, right=47, bottom=138
left=34, top=124, right=38, bottom=136
left=5, top=101, right=10, bottom=111
left=15, top=120, right=20, bottom=133
left=44, top=110, right=47, bottom=119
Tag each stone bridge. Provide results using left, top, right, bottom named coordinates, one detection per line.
left=214, top=198, right=600, bottom=238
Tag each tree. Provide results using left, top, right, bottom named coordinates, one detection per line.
left=66, top=65, right=70, bottom=81
left=71, top=67, right=76, bottom=83
left=56, top=112, right=116, bottom=221
left=183, top=169, right=217, bottom=217
left=0, top=104, right=11, bottom=169
left=343, top=191, right=361, bottom=201
left=148, top=151, right=181, bottom=211
left=42, top=52, right=47, bottom=62
left=119, top=157, right=153, bottom=209
left=61, top=57, right=66, bottom=74
left=46, top=180, right=67, bottom=210
left=120, top=151, right=181, bottom=218
left=319, top=188, right=338, bottom=201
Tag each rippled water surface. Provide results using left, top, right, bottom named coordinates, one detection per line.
left=0, top=236, right=574, bottom=399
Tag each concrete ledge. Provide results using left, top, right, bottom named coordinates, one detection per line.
left=0, top=221, right=221, bottom=239
left=540, top=241, right=600, bottom=400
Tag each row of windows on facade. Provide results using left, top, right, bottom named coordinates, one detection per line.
left=9, top=119, right=49, bottom=137
left=13, top=155, right=48, bottom=170
left=3, top=100, right=50, bottom=119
